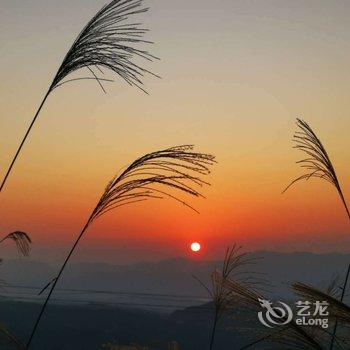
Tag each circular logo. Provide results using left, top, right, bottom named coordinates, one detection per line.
left=258, top=298, right=293, bottom=328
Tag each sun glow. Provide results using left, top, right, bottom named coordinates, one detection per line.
left=190, top=242, right=201, bottom=252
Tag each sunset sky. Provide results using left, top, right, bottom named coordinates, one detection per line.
left=1, top=0, right=350, bottom=263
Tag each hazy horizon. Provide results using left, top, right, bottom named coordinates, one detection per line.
left=3, top=238, right=350, bottom=265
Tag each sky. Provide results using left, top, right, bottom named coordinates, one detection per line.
left=1, top=0, right=350, bottom=263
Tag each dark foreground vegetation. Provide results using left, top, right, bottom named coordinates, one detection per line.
left=0, top=300, right=266, bottom=350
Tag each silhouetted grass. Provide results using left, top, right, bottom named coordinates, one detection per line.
left=284, top=118, right=350, bottom=220
left=0, top=231, right=31, bottom=348
left=0, top=232, right=31, bottom=257
left=195, top=245, right=268, bottom=350
left=229, top=277, right=325, bottom=350
left=0, top=0, right=157, bottom=194
left=284, top=118, right=350, bottom=349
left=27, top=145, right=215, bottom=348
left=292, top=279, right=350, bottom=350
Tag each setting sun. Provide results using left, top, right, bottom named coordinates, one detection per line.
left=190, top=242, right=201, bottom=252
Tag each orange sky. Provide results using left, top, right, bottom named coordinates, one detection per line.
left=1, top=0, right=350, bottom=262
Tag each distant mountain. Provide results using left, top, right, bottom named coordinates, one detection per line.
left=1, top=251, right=349, bottom=309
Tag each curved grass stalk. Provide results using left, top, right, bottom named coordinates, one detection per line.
left=27, top=145, right=215, bottom=348
left=283, top=118, right=350, bottom=220
left=284, top=118, right=350, bottom=348
left=0, top=0, right=157, bottom=194
left=0, top=231, right=32, bottom=257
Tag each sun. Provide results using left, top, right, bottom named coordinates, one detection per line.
left=190, top=242, right=201, bottom=252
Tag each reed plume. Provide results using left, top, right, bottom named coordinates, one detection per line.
left=293, top=275, right=350, bottom=350
left=0, top=0, right=157, bottom=194
left=0, top=231, right=31, bottom=257
left=284, top=118, right=350, bottom=348
left=194, top=245, right=265, bottom=350
left=230, top=275, right=325, bottom=350
left=283, top=118, right=350, bottom=220
left=27, top=145, right=215, bottom=348
left=0, top=232, right=31, bottom=349
left=292, top=282, right=350, bottom=326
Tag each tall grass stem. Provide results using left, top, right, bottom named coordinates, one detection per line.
left=0, top=90, right=51, bottom=194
